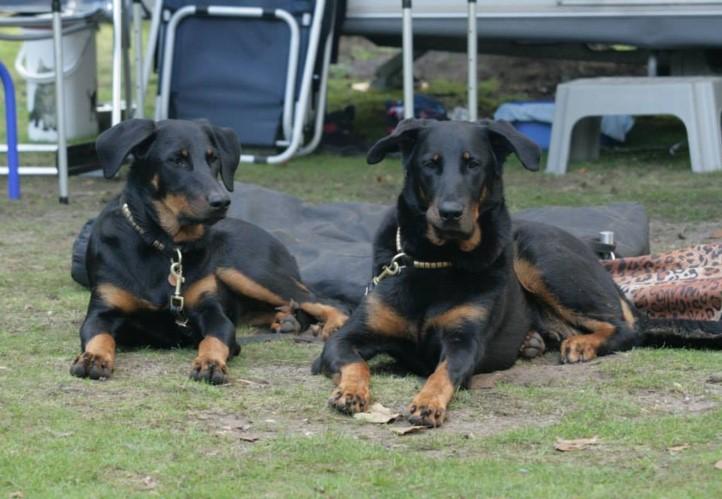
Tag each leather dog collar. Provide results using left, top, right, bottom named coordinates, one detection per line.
left=395, top=228, right=453, bottom=270
left=119, top=194, right=189, bottom=327
left=119, top=194, right=170, bottom=254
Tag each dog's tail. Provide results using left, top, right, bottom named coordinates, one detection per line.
left=639, top=317, right=722, bottom=348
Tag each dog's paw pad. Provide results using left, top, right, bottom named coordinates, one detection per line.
left=190, top=358, right=228, bottom=385
left=328, top=387, right=369, bottom=415
left=70, top=352, right=113, bottom=380
left=520, top=330, right=546, bottom=359
left=407, top=402, right=447, bottom=428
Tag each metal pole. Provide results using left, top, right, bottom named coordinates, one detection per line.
left=112, top=0, right=123, bottom=124
left=402, top=0, right=414, bottom=119
left=0, top=62, right=20, bottom=200
left=466, top=0, right=479, bottom=121
left=132, top=0, right=144, bottom=118
left=467, top=0, right=478, bottom=121
left=122, top=2, right=133, bottom=119
left=52, top=0, right=69, bottom=203
left=142, top=0, right=162, bottom=96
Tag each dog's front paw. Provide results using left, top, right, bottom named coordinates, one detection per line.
left=328, top=385, right=370, bottom=415
left=190, top=357, right=228, bottom=385
left=407, top=398, right=447, bottom=428
left=70, top=352, right=113, bottom=380
left=560, top=335, right=600, bottom=364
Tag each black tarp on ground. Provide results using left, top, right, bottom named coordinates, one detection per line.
left=71, top=182, right=649, bottom=309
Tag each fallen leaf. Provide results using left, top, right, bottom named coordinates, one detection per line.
left=353, top=403, right=401, bottom=424
left=390, top=425, right=427, bottom=436
left=554, top=436, right=600, bottom=452
left=708, top=229, right=722, bottom=239
left=667, top=444, right=690, bottom=454
left=351, top=81, right=370, bottom=92
left=239, top=435, right=260, bottom=443
left=8, top=492, right=24, bottom=499
left=469, top=373, right=500, bottom=390
left=142, top=476, right=158, bottom=490
left=237, top=378, right=269, bottom=386
left=49, top=431, right=73, bottom=438
left=715, top=460, right=722, bottom=470
left=706, top=374, right=722, bottom=384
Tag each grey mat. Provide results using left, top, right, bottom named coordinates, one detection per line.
left=227, top=182, right=649, bottom=306
left=72, top=182, right=649, bottom=308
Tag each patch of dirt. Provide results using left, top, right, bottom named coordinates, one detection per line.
left=650, top=220, right=722, bottom=252
left=493, top=352, right=607, bottom=388
left=634, top=392, right=719, bottom=415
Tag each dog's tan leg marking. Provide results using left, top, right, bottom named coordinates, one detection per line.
left=560, top=321, right=616, bottom=363
left=70, top=333, right=116, bottom=379
left=408, top=360, right=455, bottom=428
left=96, top=283, right=157, bottom=313
left=328, top=361, right=371, bottom=414
left=515, top=257, right=619, bottom=363
left=424, top=304, right=488, bottom=332
left=299, top=302, right=349, bottom=339
left=190, top=336, right=230, bottom=384
left=216, top=268, right=286, bottom=307
left=365, top=294, right=415, bottom=340
left=184, top=274, right=218, bottom=308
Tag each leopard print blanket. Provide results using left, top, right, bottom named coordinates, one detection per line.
left=603, top=244, right=722, bottom=321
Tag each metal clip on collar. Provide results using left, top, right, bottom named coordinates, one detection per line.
left=169, top=248, right=189, bottom=327
left=371, top=252, right=407, bottom=287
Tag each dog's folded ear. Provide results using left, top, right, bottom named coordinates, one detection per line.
left=481, top=119, right=541, bottom=172
left=366, top=118, right=434, bottom=164
left=198, top=121, right=241, bottom=192
left=96, top=119, right=157, bottom=179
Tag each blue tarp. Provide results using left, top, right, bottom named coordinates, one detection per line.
left=494, top=101, right=635, bottom=142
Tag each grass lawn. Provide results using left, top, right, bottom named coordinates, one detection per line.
left=2, top=23, right=722, bottom=499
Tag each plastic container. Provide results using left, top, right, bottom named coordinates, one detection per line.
left=15, top=24, right=98, bottom=141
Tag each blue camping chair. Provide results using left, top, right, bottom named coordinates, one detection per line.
left=150, top=0, right=336, bottom=163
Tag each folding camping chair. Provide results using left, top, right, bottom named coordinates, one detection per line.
left=148, top=0, right=336, bottom=164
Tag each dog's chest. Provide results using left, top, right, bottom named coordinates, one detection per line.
left=372, top=270, right=484, bottom=334
left=104, top=250, right=213, bottom=311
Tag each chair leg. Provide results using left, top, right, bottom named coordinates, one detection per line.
left=570, top=116, right=601, bottom=162
left=697, top=83, right=722, bottom=172
left=547, top=87, right=575, bottom=175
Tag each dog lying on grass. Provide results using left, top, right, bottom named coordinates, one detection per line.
left=314, top=118, right=721, bottom=428
left=71, top=119, right=347, bottom=384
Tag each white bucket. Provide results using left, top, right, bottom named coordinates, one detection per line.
left=15, top=25, right=98, bottom=142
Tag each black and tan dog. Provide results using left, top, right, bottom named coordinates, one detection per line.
left=71, top=119, right=347, bottom=384
left=314, top=119, right=642, bottom=427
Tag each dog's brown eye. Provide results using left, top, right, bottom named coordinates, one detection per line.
left=423, top=154, right=441, bottom=170
left=206, top=149, right=216, bottom=161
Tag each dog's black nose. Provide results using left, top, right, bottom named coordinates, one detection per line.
left=208, top=192, right=230, bottom=209
left=439, top=202, right=464, bottom=222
